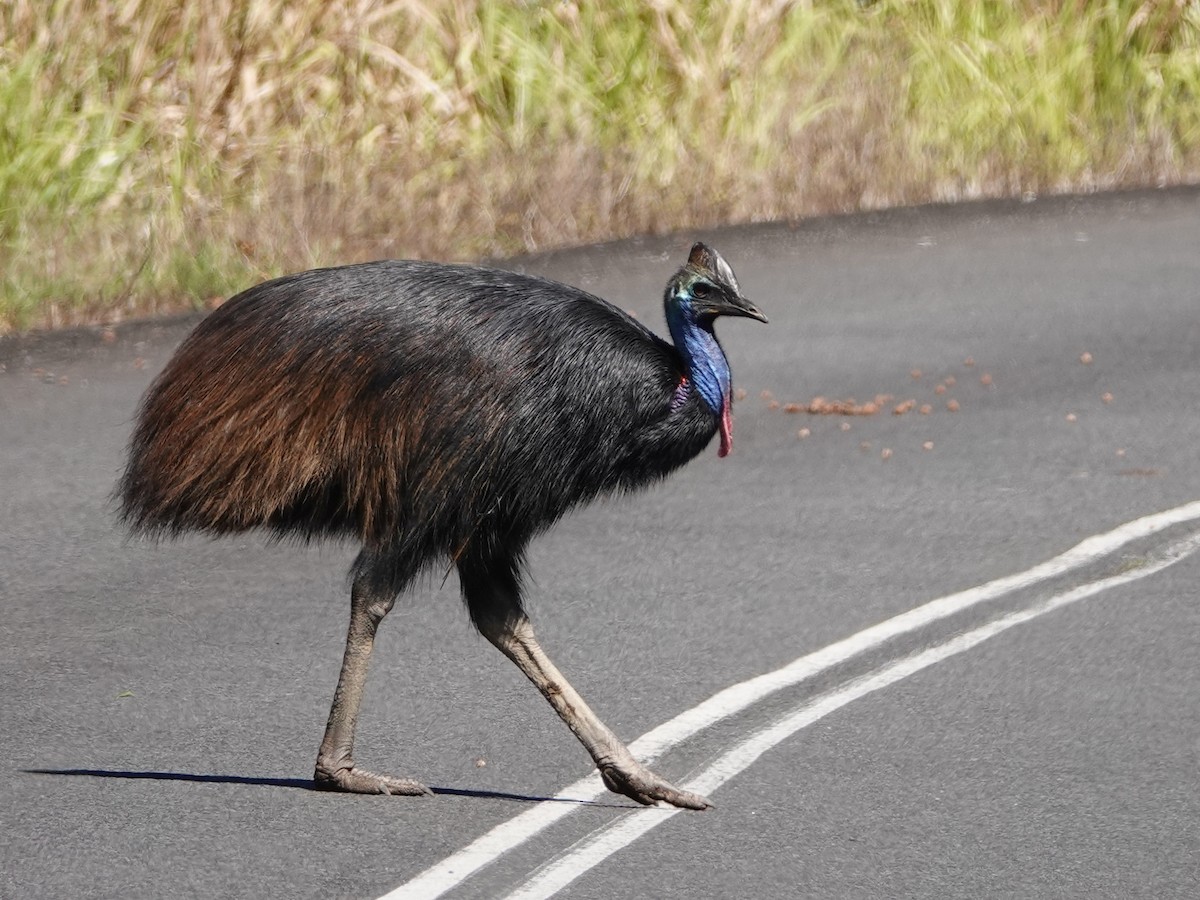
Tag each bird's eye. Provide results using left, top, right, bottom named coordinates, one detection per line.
left=692, top=282, right=711, bottom=299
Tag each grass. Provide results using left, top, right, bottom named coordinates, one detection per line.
left=2, top=0, right=1198, bottom=333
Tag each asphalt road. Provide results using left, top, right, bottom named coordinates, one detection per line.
left=2, top=188, right=1199, bottom=899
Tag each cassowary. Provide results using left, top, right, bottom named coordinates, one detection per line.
left=118, top=242, right=766, bottom=810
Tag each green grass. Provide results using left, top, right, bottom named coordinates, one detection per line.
left=2, top=0, right=1198, bottom=332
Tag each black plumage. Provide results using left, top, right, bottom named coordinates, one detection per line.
left=119, top=242, right=765, bottom=809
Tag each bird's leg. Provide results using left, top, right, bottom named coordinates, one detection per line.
left=472, top=607, right=711, bottom=811
left=314, top=575, right=431, bottom=796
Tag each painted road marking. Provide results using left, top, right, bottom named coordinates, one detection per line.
left=504, top=531, right=1200, bottom=899
left=382, top=500, right=1200, bottom=900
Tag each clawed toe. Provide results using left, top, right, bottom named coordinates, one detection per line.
left=314, top=765, right=433, bottom=796
left=600, top=763, right=712, bottom=810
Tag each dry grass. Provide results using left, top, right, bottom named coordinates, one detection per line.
left=2, top=0, right=1198, bottom=332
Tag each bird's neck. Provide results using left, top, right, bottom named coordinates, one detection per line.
left=666, top=305, right=730, bottom=416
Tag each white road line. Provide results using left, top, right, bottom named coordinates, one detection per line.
left=381, top=500, right=1200, bottom=900
left=505, top=531, right=1200, bottom=900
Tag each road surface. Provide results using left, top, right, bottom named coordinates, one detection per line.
left=2, top=188, right=1198, bottom=898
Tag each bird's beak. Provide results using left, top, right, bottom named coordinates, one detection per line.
left=721, top=295, right=768, bottom=324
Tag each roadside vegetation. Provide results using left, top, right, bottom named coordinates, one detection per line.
left=2, top=0, right=1198, bottom=332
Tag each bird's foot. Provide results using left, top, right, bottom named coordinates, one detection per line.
left=314, top=763, right=433, bottom=796
left=599, top=761, right=711, bottom=810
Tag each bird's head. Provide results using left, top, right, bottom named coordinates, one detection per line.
left=666, top=242, right=768, bottom=326
left=664, top=243, right=766, bottom=459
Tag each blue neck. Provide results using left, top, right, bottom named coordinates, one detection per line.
left=666, top=297, right=730, bottom=415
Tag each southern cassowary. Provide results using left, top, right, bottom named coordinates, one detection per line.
left=118, top=242, right=766, bottom=809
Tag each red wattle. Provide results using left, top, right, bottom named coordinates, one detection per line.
left=718, top=398, right=732, bottom=457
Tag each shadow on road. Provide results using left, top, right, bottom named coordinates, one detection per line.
left=21, top=768, right=621, bottom=806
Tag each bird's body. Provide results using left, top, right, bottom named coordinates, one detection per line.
left=119, top=243, right=765, bottom=809
left=123, top=261, right=716, bottom=579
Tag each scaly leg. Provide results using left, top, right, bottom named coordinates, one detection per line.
left=461, top=555, right=710, bottom=810
left=314, top=574, right=431, bottom=796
